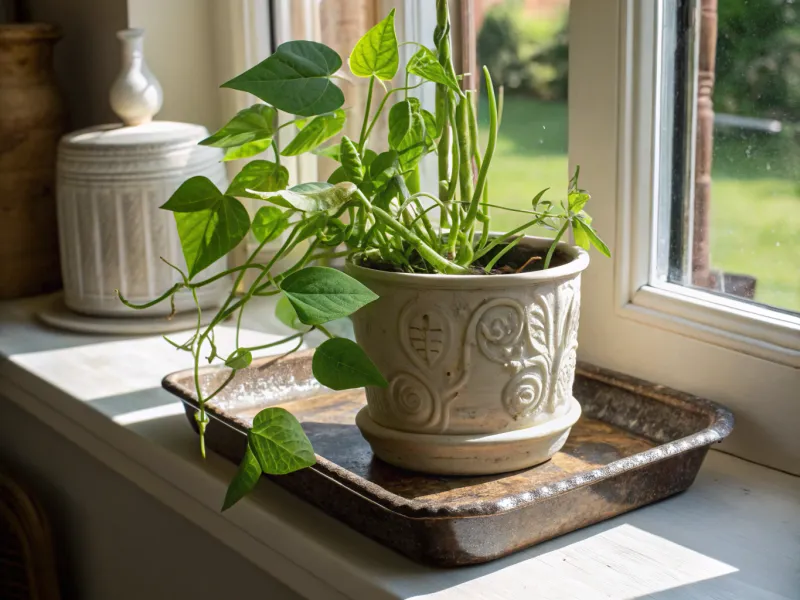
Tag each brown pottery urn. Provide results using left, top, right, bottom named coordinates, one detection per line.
left=0, top=23, right=65, bottom=298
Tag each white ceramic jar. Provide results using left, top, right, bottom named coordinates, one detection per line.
left=346, top=237, right=589, bottom=475
left=56, top=122, right=228, bottom=317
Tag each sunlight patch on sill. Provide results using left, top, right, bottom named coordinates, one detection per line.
left=431, top=524, right=738, bottom=600
left=9, top=326, right=304, bottom=402
left=113, top=402, right=187, bottom=426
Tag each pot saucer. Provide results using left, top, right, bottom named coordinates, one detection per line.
left=355, top=398, right=582, bottom=476
left=38, top=294, right=213, bottom=335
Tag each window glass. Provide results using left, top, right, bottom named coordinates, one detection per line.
left=475, top=0, right=570, bottom=233
left=657, top=0, right=799, bottom=314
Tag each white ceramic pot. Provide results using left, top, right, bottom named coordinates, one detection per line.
left=346, top=237, right=589, bottom=475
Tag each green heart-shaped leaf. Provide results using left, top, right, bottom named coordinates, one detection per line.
left=361, top=149, right=378, bottom=167
left=161, top=176, right=223, bottom=212
left=251, top=206, right=289, bottom=244
left=421, top=109, right=440, bottom=149
left=312, top=337, right=387, bottom=391
left=250, top=181, right=357, bottom=214
left=171, top=195, right=250, bottom=279
left=280, top=266, right=378, bottom=325
left=225, top=348, right=253, bottom=370
left=568, top=191, right=590, bottom=214
left=222, top=41, right=344, bottom=117
left=275, top=295, right=311, bottom=331
left=575, top=217, right=611, bottom=257
left=248, top=407, right=315, bottom=475
left=531, top=187, right=550, bottom=208
left=200, top=104, right=276, bottom=149
left=222, top=446, right=261, bottom=511
left=348, top=9, right=399, bottom=80
left=572, top=218, right=590, bottom=250
left=312, top=144, right=342, bottom=161
left=327, top=166, right=349, bottom=185
left=280, top=109, right=346, bottom=157
left=407, top=46, right=461, bottom=93
left=368, top=150, right=401, bottom=193
left=388, top=99, right=427, bottom=171
left=226, top=160, right=289, bottom=199
left=223, top=139, right=273, bottom=162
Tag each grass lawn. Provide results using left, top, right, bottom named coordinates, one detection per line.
left=478, top=96, right=800, bottom=312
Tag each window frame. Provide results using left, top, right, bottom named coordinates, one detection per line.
left=569, top=0, right=799, bottom=473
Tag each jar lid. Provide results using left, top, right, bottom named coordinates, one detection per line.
left=61, top=121, right=209, bottom=149
left=58, top=121, right=225, bottom=182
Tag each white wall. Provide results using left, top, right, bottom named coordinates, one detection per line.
left=28, top=0, right=128, bottom=130
left=127, top=0, right=223, bottom=129
left=0, top=397, right=302, bottom=600
left=27, top=0, right=225, bottom=131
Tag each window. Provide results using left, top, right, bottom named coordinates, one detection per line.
left=567, top=0, right=798, bottom=474
left=655, top=0, right=800, bottom=316
left=473, top=0, right=570, bottom=234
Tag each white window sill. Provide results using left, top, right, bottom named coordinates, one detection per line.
left=1, top=294, right=798, bottom=600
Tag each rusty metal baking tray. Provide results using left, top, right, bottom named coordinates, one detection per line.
left=163, top=350, right=733, bottom=567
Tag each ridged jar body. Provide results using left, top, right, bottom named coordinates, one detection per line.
left=56, top=122, right=227, bottom=316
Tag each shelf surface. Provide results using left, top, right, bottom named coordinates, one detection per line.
left=1, top=294, right=798, bottom=600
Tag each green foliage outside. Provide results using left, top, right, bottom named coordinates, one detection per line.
left=477, top=0, right=800, bottom=126
left=479, top=97, right=800, bottom=312
left=715, top=0, right=800, bottom=122
left=476, top=0, right=799, bottom=312
left=477, top=0, right=568, bottom=101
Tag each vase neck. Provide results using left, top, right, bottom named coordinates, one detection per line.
left=117, top=29, right=145, bottom=70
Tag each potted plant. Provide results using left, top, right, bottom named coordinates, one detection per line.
left=121, top=0, right=609, bottom=509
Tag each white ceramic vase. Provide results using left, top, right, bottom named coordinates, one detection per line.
left=346, top=237, right=589, bottom=475
left=109, top=29, right=163, bottom=126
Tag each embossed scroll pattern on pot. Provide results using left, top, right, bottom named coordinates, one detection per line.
left=388, top=280, right=581, bottom=433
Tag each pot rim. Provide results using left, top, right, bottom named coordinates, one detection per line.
left=345, top=235, right=590, bottom=289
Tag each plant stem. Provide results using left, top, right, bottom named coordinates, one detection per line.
left=364, top=82, right=424, bottom=143
left=544, top=221, right=569, bottom=269
left=355, top=191, right=468, bottom=274
left=437, top=91, right=452, bottom=225
left=189, top=287, right=207, bottom=459
left=309, top=249, right=352, bottom=262
left=483, top=235, right=523, bottom=272
left=445, top=96, right=460, bottom=205
left=374, top=205, right=467, bottom=273
left=196, top=221, right=307, bottom=347
left=463, top=67, right=498, bottom=237
left=358, top=75, right=376, bottom=152
left=188, top=263, right=270, bottom=289
left=465, top=91, right=492, bottom=250
left=117, top=284, right=181, bottom=310
left=238, top=332, right=304, bottom=354
left=316, top=324, right=334, bottom=339
left=392, top=174, right=437, bottom=248
left=272, top=139, right=281, bottom=166
left=473, top=215, right=548, bottom=261
left=455, top=96, right=474, bottom=236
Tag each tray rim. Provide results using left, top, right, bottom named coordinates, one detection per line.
left=162, top=351, right=734, bottom=520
